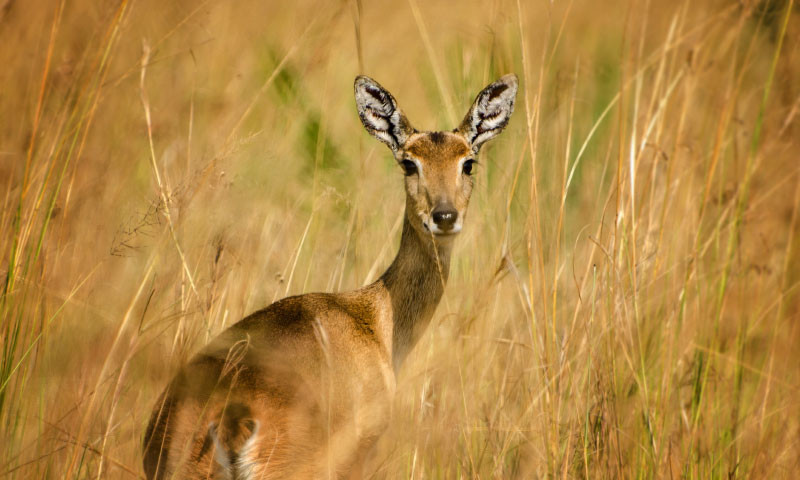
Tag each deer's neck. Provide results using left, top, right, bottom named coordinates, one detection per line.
left=379, top=214, right=452, bottom=371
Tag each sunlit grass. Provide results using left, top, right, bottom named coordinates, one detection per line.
left=1, top=0, right=798, bottom=477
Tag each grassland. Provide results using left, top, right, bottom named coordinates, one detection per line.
left=1, top=0, right=799, bottom=477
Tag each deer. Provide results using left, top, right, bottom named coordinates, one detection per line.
left=143, top=73, right=518, bottom=479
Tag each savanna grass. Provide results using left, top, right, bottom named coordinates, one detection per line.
left=0, top=0, right=798, bottom=477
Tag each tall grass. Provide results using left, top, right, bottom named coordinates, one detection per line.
left=1, top=0, right=798, bottom=477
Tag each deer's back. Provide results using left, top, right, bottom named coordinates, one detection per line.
left=143, top=289, right=395, bottom=479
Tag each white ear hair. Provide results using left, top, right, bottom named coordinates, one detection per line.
left=458, top=74, right=518, bottom=152
left=354, top=76, right=415, bottom=152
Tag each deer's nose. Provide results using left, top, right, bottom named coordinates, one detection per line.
left=432, top=205, right=458, bottom=231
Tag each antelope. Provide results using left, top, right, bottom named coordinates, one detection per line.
left=143, top=73, right=518, bottom=479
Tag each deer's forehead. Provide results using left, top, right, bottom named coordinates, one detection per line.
left=405, top=132, right=471, bottom=163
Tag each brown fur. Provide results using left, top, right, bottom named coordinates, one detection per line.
left=403, top=132, right=474, bottom=234
left=143, top=74, right=517, bottom=479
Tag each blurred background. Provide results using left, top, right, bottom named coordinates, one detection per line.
left=1, top=0, right=798, bottom=477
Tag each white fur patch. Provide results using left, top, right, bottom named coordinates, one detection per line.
left=234, top=421, right=260, bottom=479
left=209, top=422, right=232, bottom=478
left=208, top=419, right=261, bottom=480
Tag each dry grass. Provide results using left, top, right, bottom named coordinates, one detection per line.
left=1, top=0, right=799, bottom=477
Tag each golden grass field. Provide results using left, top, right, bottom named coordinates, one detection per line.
left=1, top=0, right=799, bottom=477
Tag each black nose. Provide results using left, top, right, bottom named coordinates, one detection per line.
left=432, top=206, right=458, bottom=231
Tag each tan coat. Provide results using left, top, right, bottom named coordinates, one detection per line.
left=143, top=74, right=518, bottom=479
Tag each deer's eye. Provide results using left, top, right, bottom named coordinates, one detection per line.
left=401, top=160, right=418, bottom=176
left=462, top=159, right=476, bottom=176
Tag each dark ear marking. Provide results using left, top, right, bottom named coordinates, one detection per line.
left=354, top=76, right=416, bottom=153
left=457, top=74, right=518, bottom=152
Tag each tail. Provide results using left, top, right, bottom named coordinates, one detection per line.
left=207, top=403, right=260, bottom=480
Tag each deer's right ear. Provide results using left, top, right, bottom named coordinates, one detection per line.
left=457, top=74, right=518, bottom=153
left=355, top=76, right=415, bottom=153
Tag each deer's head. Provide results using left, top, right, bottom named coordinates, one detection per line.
left=355, top=74, right=518, bottom=241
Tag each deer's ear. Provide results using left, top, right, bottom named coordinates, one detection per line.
left=457, top=74, right=518, bottom=152
left=355, top=76, right=415, bottom=153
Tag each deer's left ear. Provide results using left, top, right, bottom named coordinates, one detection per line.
left=457, top=74, right=518, bottom=152
left=355, top=76, right=416, bottom=153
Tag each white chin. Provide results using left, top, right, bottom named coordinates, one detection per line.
left=427, top=225, right=462, bottom=236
